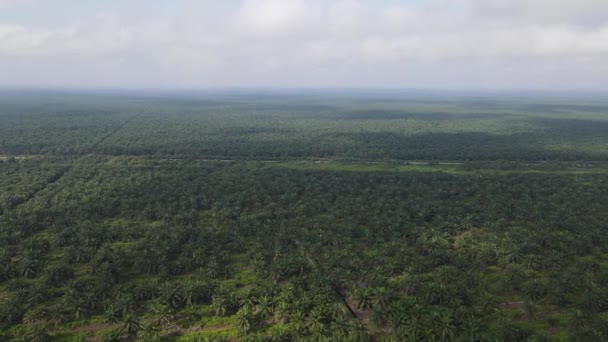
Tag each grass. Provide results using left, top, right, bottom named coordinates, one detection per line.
left=177, top=327, right=240, bottom=341
left=78, top=155, right=608, bottom=177
left=232, top=269, right=257, bottom=288
left=267, top=159, right=608, bottom=176
left=51, top=332, right=88, bottom=341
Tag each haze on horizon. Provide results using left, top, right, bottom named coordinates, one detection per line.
left=1, top=0, right=607, bottom=91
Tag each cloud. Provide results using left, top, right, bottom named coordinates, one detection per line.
left=0, top=0, right=607, bottom=89
left=0, top=0, right=27, bottom=8
left=231, top=0, right=315, bottom=36
left=466, top=0, right=608, bottom=26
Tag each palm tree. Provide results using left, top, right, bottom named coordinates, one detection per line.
left=19, top=324, right=51, bottom=342
left=387, top=308, right=407, bottom=329
left=404, top=304, right=429, bottom=340
left=239, top=288, right=257, bottom=309
left=348, top=320, right=371, bottom=342
left=369, top=308, right=387, bottom=328
left=47, top=304, right=68, bottom=326
left=0, top=297, right=24, bottom=324
left=104, top=305, right=121, bottom=324
left=274, top=299, right=290, bottom=323
left=183, top=305, right=203, bottom=326
left=121, top=313, right=140, bottom=336
left=158, top=282, right=184, bottom=309
left=212, top=294, right=228, bottom=317
left=19, top=258, right=38, bottom=278
left=306, top=307, right=328, bottom=335
left=149, top=301, right=173, bottom=328
left=72, top=298, right=89, bottom=320
left=371, top=287, right=392, bottom=309
left=500, top=245, right=523, bottom=266
left=479, top=293, right=499, bottom=314
left=503, top=263, right=527, bottom=291
left=521, top=254, right=542, bottom=271
left=272, top=247, right=283, bottom=262
left=206, top=259, right=220, bottom=279
left=353, top=288, right=373, bottom=310
left=137, top=320, right=161, bottom=342
left=235, top=306, right=254, bottom=334
left=422, top=326, right=438, bottom=341
left=393, top=275, right=416, bottom=296
left=28, top=285, right=47, bottom=305
left=330, top=314, right=350, bottom=339
left=182, top=282, right=197, bottom=307
left=255, top=295, right=273, bottom=319
left=385, top=260, right=400, bottom=277
left=22, top=309, right=39, bottom=325
left=493, top=308, right=508, bottom=327
left=462, top=317, right=482, bottom=341
left=114, top=291, right=136, bottom=316
left=524, top=279, right=548, bottom=301
left=435, top=313, right=456, bottom=342
left=290, top=309, right=306, bottom=334
left=569, top=310, right=587, bottom=330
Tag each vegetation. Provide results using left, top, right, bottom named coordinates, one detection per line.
left=1, top=91, right=607, bottom=340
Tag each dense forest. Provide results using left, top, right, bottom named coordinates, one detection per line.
left=1, top=92, right=608, bottom=341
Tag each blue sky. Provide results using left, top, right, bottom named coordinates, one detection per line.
left=1, top=0, right=607, bottom=90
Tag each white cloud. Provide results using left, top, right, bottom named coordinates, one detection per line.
left=0, top=0, right=607, bottom=89
left=0, top=0, right=28, bottom=8
left=231, top=0, right=315, bottom=36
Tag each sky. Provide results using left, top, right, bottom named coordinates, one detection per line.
left=0, top=0, right=607, bottom=90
